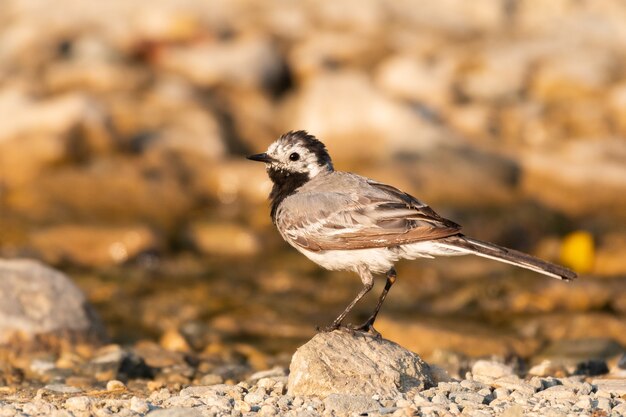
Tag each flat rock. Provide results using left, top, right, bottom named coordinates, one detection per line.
left=0, top=259, right=106, bottom=347
left=287, top=330, right=433, bottom=398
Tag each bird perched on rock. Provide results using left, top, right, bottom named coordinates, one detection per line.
left=248, top=131, right=577, bottom=336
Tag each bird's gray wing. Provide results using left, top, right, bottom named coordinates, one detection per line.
left=277, top=179, right=461, bottom=252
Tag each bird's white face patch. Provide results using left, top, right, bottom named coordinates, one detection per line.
left=264, top=138, right=331, bottom=178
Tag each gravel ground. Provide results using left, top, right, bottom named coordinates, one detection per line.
left=2, top=368, right=625, bottom=417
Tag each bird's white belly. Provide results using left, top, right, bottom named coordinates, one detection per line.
left=293, top=241, right=467, bottom=274
left=294, top=246, right=397, bottom=274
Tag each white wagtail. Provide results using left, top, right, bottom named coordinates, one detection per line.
left=248, top=130, right=577, bottom=335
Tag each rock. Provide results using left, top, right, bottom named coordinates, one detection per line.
left=387, top=145, right=520, bottom=207
left=130, top=397, right=150, bottom=414
left=159, top=329, right=191, bottom=352
left=471, top=360, right=514, bottom=381
left=499, top=404, right=524, bottom=417
left=535, top=385, right=577, bottom=401
left=7, top=156, right=194, bottom=230
left=28, top=224, right=159, bottom=267
left=156, top=35, right=284, bottom=90
left=492, top=375, right=535, bottom=397
left=106, top=379, right=125, bottom=391
left=592, top=379, right=626, bottom=396
left=530, top=49, right=615, bottom=101
left=527, top=360, right=568, bottom=378
left=457, top=45, right=530, bottom=102
left=144, top=107, right=226, bottom=162
left=289, top=31, right=386, bottom=81
left=0, top=88, right=105, bottom=146
left=0, top=130, right=66, bottom=188
left=390, top=0, right=506, bottom=34
left=0, top=259, right=106, bottom=347
left=189, top=159, right=272, bottom=205
left=186, top=221, right=260, bottom=257
left=44, top=384, right=82, bottom=394
left=287, top=330, right=433, bottom=398
left=521, top=139, right=626, bottom=219
left=64, top=396, right=92, bottom=411
left=280, top=70, right=454, bottom=162
left=533, top=338, right=624, bottom=371
left=374, top=53, right=453, bottom=109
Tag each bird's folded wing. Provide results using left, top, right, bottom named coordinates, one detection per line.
left=278, top=181, right=461, bottom=252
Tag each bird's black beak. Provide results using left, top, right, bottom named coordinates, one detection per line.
left=247, top=153, right=275, bottom=163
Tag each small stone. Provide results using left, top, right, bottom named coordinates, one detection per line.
left=199, top=374, right=223, bottom=385
left=593, top=378, right=626, bottom=396
left=450, top=391, right=486, bottom=405
left=323, top=394, right=379, bottom=415
left=64, top=396, right=91, bottom=411
left=106, top=380, right=126, bottom=391
left=249, top=367, right=287, bottom=382
left=594, top=397, right=612, bottom=412
left=535, top=385, right=577, bottom=401
left=471, top=360, right=514, bottom=381
left=147, top=408, right=203, bottom=417
left=574, top=396, right=592, bottom=409
left=147, top=381, right=166, bottom=391
left=413, top=393, right=430, bottom=405
left=243, top=389, right=266, bottom=405
left=493, top=375, right=535, bottom=396
left=431, top=394, right=449, bottom=405
left=612, top=402, right=626, bottom=415
left=44, top=384, right=82, bottom=394
left=528, top=360, right=568, bottom=377
left=460, top=380, right=488, bottom=391
left=499, top=404, right=524, bottom=417
left=159, top=329, right=191, bottom=352
left=130, top=397, right=150, bottom=414
left=448, top=403, right=461, bottom=414
left=493, top=388, right=510, bottom=399
left=258, top=405, right=278, bottom=416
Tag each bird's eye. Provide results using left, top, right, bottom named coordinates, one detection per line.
left=289, top=152, right=300, bottom=161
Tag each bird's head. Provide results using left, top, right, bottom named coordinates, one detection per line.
left=247, top=130, right=334, bottom=180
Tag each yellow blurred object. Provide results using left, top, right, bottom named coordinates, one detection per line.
left=560, top=231, right=595, bottom=273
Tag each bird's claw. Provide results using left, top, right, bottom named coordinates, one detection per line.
left=351, top=321, right=382, bottom=339
left=317, top=320, right=382, bottom=338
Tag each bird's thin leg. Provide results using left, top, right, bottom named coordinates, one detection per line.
left=323, top=269, right=374, bottom=332
left=354, top=267, right=397, bottom=337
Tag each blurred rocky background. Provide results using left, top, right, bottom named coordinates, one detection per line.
left=1, top=0, right=626, bottom=391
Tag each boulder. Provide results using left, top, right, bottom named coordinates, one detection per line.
left=287, top=330, right=433, bottom=398
left=0, top=259, right=106, bottom=348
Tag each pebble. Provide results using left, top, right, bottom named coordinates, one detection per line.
left=3, top=370, right=624, bottom=416
left=130, top=397, right=150, bottom=414
left=471, top=360, right=514, bottom=381
left=106, top=380, right=126, bottom=391
left=65, top=396, right=92, bottom=411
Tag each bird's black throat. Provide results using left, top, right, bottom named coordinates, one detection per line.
left=268, top=167, right=310, bottom=223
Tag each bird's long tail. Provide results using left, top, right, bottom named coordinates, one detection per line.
left=438, top=235, right=577, bottom=281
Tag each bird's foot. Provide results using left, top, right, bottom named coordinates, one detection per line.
left=350, top=319, right=382, bottom=339
left=316, top=321, right=343, bottom=333
left=317, top=319, right=381, bottom=338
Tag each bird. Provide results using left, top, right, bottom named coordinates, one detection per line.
left=247, top=130, right=577, bottom=336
